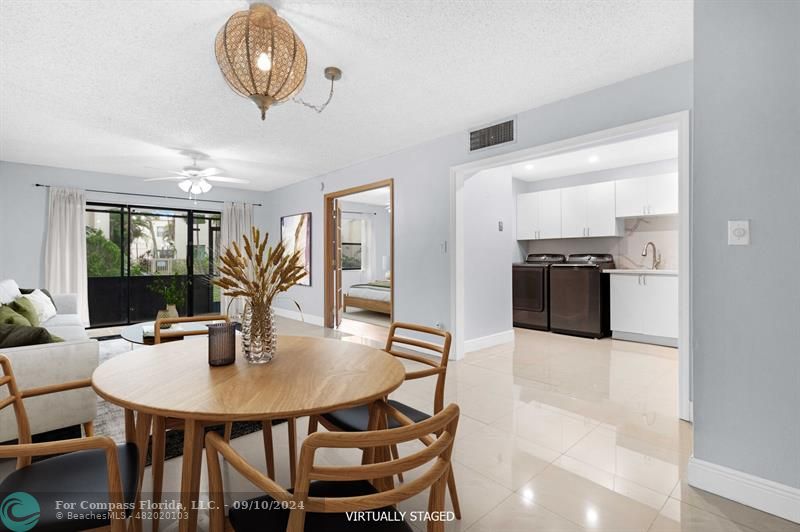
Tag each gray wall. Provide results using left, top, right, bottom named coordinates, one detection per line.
left=464, top=167, right=513, bottom=340
left=0, top=161, right=268, bottom=287
left=693, top=0, right=800, bottom=488
left=265, top=61, right=693, bottom=330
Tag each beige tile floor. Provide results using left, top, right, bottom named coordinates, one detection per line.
left=4, top=318, right=799, bottom=532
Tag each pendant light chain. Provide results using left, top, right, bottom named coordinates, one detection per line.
left=292, top=76, right=336, bottom=113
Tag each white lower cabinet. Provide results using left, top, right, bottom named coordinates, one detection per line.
left=609, top=272, right=678, bottom=345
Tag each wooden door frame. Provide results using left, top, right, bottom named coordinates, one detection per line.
left=324, top=178, right=394, bottom=328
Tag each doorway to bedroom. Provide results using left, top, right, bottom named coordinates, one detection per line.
left=324, top=179, right=394, bottom=337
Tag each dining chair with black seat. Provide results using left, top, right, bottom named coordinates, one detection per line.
left=206, top=401, right=460, bottom=532
left=0, top=354, right=139, bottom=532
left=305, top=321, right=460, bottom=519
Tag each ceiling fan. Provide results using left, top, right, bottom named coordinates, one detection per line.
left=144, top=159, right=249, bottom=196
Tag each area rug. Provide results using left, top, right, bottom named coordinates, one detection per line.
left=97, top=338, right=275, bottom=466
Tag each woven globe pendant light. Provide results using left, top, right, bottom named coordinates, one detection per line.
left=215, top=3, right=308, bottom=120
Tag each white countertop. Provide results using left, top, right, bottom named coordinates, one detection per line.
left=604, top=269, right=678, bottom=276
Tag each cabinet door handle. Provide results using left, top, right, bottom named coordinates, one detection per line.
left=638, top=274, right=642, bottom=285
left=587, top=227, right=590, bottom=237
left=643, top=275, right=647, bottom=286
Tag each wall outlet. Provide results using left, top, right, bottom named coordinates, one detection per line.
left=498, top=220, right=504, bottom=231
left=728, top=220, right=750, bottom=245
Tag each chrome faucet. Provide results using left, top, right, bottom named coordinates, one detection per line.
left=641, top=241, right=661, bottom=270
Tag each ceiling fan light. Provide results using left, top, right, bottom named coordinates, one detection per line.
left=178, top=179, right=193, bottom=192
left=190, top=183, right=202, bottom=195
left=198, top=179, right=212, bottom=193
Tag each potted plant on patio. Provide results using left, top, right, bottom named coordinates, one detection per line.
left=149, top=276, right=186, bottom=329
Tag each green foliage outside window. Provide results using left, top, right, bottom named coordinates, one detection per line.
left=86, top=227, right=121, bottom=277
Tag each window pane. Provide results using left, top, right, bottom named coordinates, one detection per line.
left=129, top=210, right=188, bottom=276
left=85, top=208, right=123, bottom=277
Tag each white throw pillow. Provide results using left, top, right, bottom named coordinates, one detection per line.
left=23, top=289, right=58, bottom=323
left=0, top=279, right=22, bottom=305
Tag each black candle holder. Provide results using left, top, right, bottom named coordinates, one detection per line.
left=207, top=322, right=236, bottom=366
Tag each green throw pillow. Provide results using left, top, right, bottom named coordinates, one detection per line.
left=0, top=324, right=59, bottom=348
left=0, top=305, right=32, bottom=327
left=9, top=297, right=40, bottom=327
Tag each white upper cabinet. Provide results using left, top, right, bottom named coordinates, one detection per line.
left=585, top=181, right=619, bottom=237
left=516, top=190, right=561, bottom=240
left=615, top=173, right=678, bottom=217
left=615, top=177, right=649, bottom=217
left=560, top=182, right=621, bottom=238
left=560, top=186, right=586, bottom=238
left=646, top=173, right=679, bottom=216
left=537, top=189, right=562, bottom=239
left=516, top=192, right=539, bottom=240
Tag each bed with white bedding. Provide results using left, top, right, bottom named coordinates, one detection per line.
left=344, top=280, right=391, bottom=315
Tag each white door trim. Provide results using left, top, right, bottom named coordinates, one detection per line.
left=449, top=110, right=693, bottom=421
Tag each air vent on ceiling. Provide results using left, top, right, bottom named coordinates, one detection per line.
left=469, top=119, right=515, bottom=152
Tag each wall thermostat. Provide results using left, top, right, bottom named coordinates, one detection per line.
left=728, top=220, right=750, bottom=246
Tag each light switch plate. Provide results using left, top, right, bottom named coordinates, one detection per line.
left=728, top=220, right=750, bottom=245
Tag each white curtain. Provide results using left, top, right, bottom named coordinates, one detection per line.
left=220, top=201, right=253, bottom=318
left=361, top=217, right=377, bottom=282
left=44, top=187, right=89, bottom=324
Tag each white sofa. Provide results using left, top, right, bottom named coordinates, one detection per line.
left=0, top=293, right=98, bottom=442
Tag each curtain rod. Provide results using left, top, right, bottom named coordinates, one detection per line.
left=34, top=183, right=262, bottom=206
left=342, top=210, right=377, bottom=215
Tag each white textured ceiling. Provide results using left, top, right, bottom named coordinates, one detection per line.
left=513, top=130, right=678, bottom=181
left=0, top=0, right=692, bottom=192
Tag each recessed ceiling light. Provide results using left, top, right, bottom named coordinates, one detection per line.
left=525, top=164, right=534, bottom=170
left=588, top=154, right=599, bottom=163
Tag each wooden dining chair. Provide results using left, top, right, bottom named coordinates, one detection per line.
left=150, top=314, right=295, bottom=531
left=0, top=355, right=139, bottom=532
left=151, top=314, right=235, bottom=532
left=305, top=321, right=461, bottom=518
left=206, top=402, right=460, bottom=532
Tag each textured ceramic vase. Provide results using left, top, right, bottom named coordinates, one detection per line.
left=242, top=302, right=276, bottom=364
left=156, top=304, right=179, bottom=329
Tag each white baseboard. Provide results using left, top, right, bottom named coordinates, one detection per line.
left=463, top=329, right=515, bottom=354
left=688, top=457, right=800, bottom=524
left=272, top=306, right=325, bottom=327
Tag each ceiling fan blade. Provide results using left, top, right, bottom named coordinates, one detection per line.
left=197, top=167, right=221, bottom=176
left=205, top=176, right=250, bottom=184
left=143, top=176, right=184, bottom=182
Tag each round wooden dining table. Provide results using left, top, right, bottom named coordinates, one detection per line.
left=92, top=334, right=406, bottom=532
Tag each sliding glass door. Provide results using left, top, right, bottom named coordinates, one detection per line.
left=85, top=203, right=221, bottom=327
